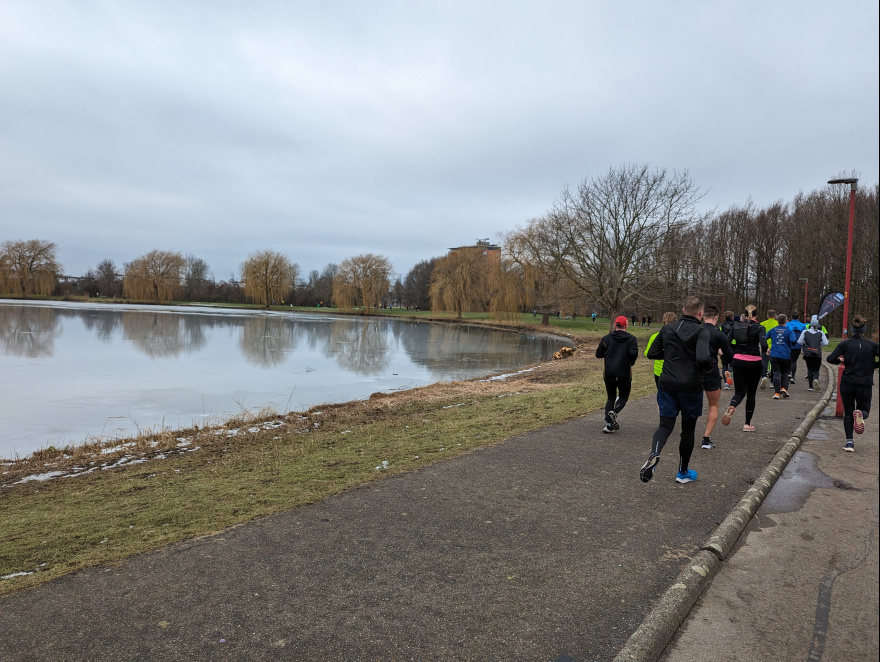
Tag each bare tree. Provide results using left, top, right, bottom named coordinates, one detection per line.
left=391, top=277, right=403, bottom=308
left=183, top=254, right=213, bottom=301
left=95, top=258, right=120, bottom=297
left=403, top=258, right=437, bottom=309
left=0, top=239, right=61, bottom=296
left=240, top=250, right=299, bottom=307
left=332, top=254, right=393, bottom=312
left=507, top=164, right=709, bottom=326
left=123, top=250, right=186, bottom=302
left=505, top=222, right=574, bottom=324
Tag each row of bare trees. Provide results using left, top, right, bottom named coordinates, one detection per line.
left=3, top=165, right=877, bottom=330
left=499, top=165, right=878, bottom=334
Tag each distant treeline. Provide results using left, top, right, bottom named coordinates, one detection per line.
left=2, top=167, right=877, bottom=335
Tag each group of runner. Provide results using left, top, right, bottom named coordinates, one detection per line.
left=594, top=297, right=879, bottom=484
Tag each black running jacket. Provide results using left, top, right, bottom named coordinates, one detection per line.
left=646, top=314, right=713, bottom=393
left=595, top=330, right=638, bottom=379
left=826, top=334, right=880, bottom=386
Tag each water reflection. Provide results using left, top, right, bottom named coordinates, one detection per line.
left=122, top=310, right=209, bottom=357
left=80, top=309, right=121, bottom=342
left=240, top=316, right=298, bottom=368
left=325, top=319, right=391, bottom=375
left=0, top=304, right=59, bottom=357
left=0, top=301, right=567, bottom=457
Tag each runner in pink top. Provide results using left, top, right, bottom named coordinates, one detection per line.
left=720, top=306, right=768, bottom=431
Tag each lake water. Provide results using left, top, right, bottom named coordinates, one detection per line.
left=0, top=300, right=568, bottom=459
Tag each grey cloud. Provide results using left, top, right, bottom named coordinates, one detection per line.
left=1, top=1, right=877, bottom=280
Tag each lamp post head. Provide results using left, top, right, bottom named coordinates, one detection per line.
left=828, top=177, right=858, bottom=190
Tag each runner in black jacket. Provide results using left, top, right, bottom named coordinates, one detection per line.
left=595, top=316, right=639, bottom=433
left=640, top=296, right=713, bottom=484
left=826, top=316, right=880, bottom=451
left=700, top=306, right=733, bottom=449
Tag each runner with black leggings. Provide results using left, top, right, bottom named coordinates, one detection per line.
left=721, top=306, right=768, bottom=431
left=700, top=305, right=733, bottom=449
left=826, top=316, right=880, bottom=452
left=595, top=316, right=639, bottom=433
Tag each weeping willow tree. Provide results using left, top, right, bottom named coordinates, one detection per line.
left=332, top=253, right=393, bottom=312
left=488, top=258, right=528, bottom=321
left=429, top=248, right=489, bottom=319
left=0, top=239, right=61, bottom=296
left=240, top=250, right=298, bottom=306
left=123, top=250, right=185, bottom=302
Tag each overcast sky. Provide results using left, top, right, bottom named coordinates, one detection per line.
left=1, top=1, right=877, bottom=282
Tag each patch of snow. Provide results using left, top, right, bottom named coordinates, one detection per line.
left=479, top=367, right=536, bottom=382
left=14, top=471, right=65, bottom=484
left=101, top=444, right=133, bottom=455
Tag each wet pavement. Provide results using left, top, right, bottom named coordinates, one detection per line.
left=1, top=367, right=876, bottom=661
left=660, top=402, right=879, bottom=662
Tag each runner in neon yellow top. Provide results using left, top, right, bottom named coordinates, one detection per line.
left=645, top=312, right=678, bottom=386
left=759, top=309, right=778, bottom=388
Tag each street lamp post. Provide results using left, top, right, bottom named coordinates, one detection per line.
left=827, top=178, right=858, bottom=338
left=799, top=277, right=808, bottom=318
left=827, top=177, right=858, bottom=418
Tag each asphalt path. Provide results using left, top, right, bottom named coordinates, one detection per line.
left=0, top=370, right=865, bottom=661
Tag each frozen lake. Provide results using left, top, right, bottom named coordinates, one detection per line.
left=0, top=300, right=568, bottom=458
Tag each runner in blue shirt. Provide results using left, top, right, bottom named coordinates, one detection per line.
left=786, top=311, right=806, bottom=384
left=768, top=314, right=793, bottom=398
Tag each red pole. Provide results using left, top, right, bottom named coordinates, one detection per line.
left=835, top=183, right=857, bottom=417
left=842, top=184, right=856, bottom=340
left=803, top=280, right=808, bottom=319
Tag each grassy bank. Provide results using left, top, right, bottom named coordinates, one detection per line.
left=1, top=332, right=655, bottom=596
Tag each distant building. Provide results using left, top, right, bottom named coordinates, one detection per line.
left=448, top=238, right=501, bottom=262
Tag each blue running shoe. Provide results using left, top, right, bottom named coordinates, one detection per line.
left=844, top=440, right=855, bottom=452
left=640, top=453, right=660, bottom=483
left=675, top=468, right=698, bottom=483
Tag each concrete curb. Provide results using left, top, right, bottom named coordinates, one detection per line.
left=612, top=364, right=836, bottom=662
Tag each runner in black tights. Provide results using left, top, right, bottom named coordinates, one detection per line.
left=721, top=306, right=768, bottom=431
left=595, top=316, right=639, bottom=433
left=826, top=316, right=880, bottom=451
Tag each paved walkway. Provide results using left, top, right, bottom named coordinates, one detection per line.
left=660, top=401, right=879, bottom=662
left=1, top=369, right=876, bottom=661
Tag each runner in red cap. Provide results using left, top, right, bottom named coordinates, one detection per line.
left=595, top=315, right=639, bottom=433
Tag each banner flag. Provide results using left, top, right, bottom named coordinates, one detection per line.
left=817, top=292, right=844, bottom=320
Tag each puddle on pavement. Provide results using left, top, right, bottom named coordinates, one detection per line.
left=761, top=449, right=853, bottom=515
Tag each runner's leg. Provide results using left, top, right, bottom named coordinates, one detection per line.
left=603, top=375, right=617, bottom=423
left=703, top=388, right=721, bottom=438
left=678, top=417, right=697, bottom=472
left=839, top=381, right=856, bottom=439
left=771, top=357, right=782, bottom=392
left=744, top=362, right=762, bottom=425
left=614, top=378, right=632, bottom=414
